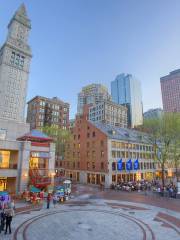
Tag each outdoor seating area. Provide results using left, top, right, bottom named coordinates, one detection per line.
left=110, top=180, right=178, bottom=198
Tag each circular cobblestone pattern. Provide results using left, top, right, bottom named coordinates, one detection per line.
left=25, top=210, right=145, bottom=240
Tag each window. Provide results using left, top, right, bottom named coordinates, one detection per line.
left=92, top=162, right=95, bottom=169
left=77, top=162, right=80, bottom=168
left=112, top=162, right=116, bottom=171
left=78, top=134, right=80, bottom=139
left=74, top=135, right=76, bottom=140
left=87, top=142, right=90, bottom=148
left=101, top=162, right=104, bottom=170
left=92, top=151, right=96, bottom=158
left=92, top=131, right=96, bottom=137
left=101, top=151, right=104, bottom=157
left=100, top=140, right=104, bottom=147
left=112, top=151, right=116, bottom=158
left=10, top=51, right=25, bottom=69
left=87, top=133, right=90, bottom=138
left=87, top=151, right=90, bottom=157
left=87, top=162, right=90, bottom=169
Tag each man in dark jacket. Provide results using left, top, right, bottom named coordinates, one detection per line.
left=0, top=210, right=5, bottom=233
left=4, top=208, right=13, bottom=234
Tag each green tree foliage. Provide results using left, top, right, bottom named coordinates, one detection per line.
left=41, top=125, right=72, bottom=159
left=141, top=112, right=180, bottom=188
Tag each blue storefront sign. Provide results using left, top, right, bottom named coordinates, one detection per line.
left=117, top=159, right=123, bottom=171
left=134, top=159, right=139, bottom=170
left=126, top=159, right=132, bottom=171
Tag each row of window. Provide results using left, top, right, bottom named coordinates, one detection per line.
left=73, top=131, right=96, bottom=140
left=10, top=51, right=25, bottom=69
left=112, top=141, right=153, bottom=151
left=62, top=161, right=105, bottom=170
left=39, top=101, right=68, bottom=112
left=112, top=151, right=153, bottom=159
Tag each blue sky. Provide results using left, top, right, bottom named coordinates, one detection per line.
left=1, top=0, right=180, bottom=118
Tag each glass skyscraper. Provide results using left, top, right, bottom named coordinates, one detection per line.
left=111, top=73, right=143, bottom=128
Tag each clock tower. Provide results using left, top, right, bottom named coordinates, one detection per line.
left=0, top=4, right=32, bottom=122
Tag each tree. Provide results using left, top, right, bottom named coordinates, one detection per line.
left=141, top=113, right=180, bottom=189
left=41, top=125, right=72, bottom=160
left=168, top=113, right=180, bottom=181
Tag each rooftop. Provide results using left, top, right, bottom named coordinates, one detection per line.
left=17, top=129, right=53, bottom=142
left=90, top=121, right=151, bottom=144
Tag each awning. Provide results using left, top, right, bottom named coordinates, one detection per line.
left=29, top=186, right=41, bottom=193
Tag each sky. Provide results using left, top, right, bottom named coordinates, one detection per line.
left=1, top=0, right=180, bottom=119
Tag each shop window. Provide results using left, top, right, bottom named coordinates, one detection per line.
left=112, top=175, right=116, bottom=182
left=101, top=175, right=105, bottom=183
left=0, top=151, right=10, bottom=168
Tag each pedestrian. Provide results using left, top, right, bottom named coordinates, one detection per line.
left=47, top=193, right=51, bottom=209
left=4, top=208, right=13, bottom=234
left=0, top=209, right=6, bottom=233
left=53, top=194, right=58, bottom=208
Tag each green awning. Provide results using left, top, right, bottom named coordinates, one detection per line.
left=30, top=186, right=41, bottom=193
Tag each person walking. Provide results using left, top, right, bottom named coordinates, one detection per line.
left=47, top=193, right=51, bottom=209
left=4, top=208, right=13, bottom=234
left=0, top=209, right=6, bottom=233
left=53, top=194, right=58, bottom=208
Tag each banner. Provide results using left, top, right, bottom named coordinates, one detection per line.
left=117, top=159, right=123, bottom=171
left=126, top=159, right=132, bottom=171
left=134, top=159, right=139, bottom=170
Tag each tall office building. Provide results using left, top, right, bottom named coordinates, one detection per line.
left=160, top=69, right=180, bottom=112
left=27, top=96, right=70, bottom=130
left=0, top=4, right=32, bottom=122
left=111, top=73, right=143, bottom=128
left=77, top=84, right=112, bottom=114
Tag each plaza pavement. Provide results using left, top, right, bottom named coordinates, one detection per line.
left=0, top=184, right=180, bottom=240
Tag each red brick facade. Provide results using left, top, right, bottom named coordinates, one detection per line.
left=62, top=111, right=108, bottom=182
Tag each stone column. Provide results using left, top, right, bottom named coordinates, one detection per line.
left=49, top=142, right=56, bottom=186
left=16, top=141, right=31, bottom=194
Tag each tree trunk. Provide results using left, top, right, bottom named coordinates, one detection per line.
left=161, top=162, right=165, bottom=191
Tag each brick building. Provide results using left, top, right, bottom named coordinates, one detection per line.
left=160, top=69, right=180, bottom=112
left=61, top=110, right=155, bottom=187
left=27, top=96, right=70, bottom=130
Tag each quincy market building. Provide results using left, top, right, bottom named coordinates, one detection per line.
left=62, top=113, right=156, bottom=187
